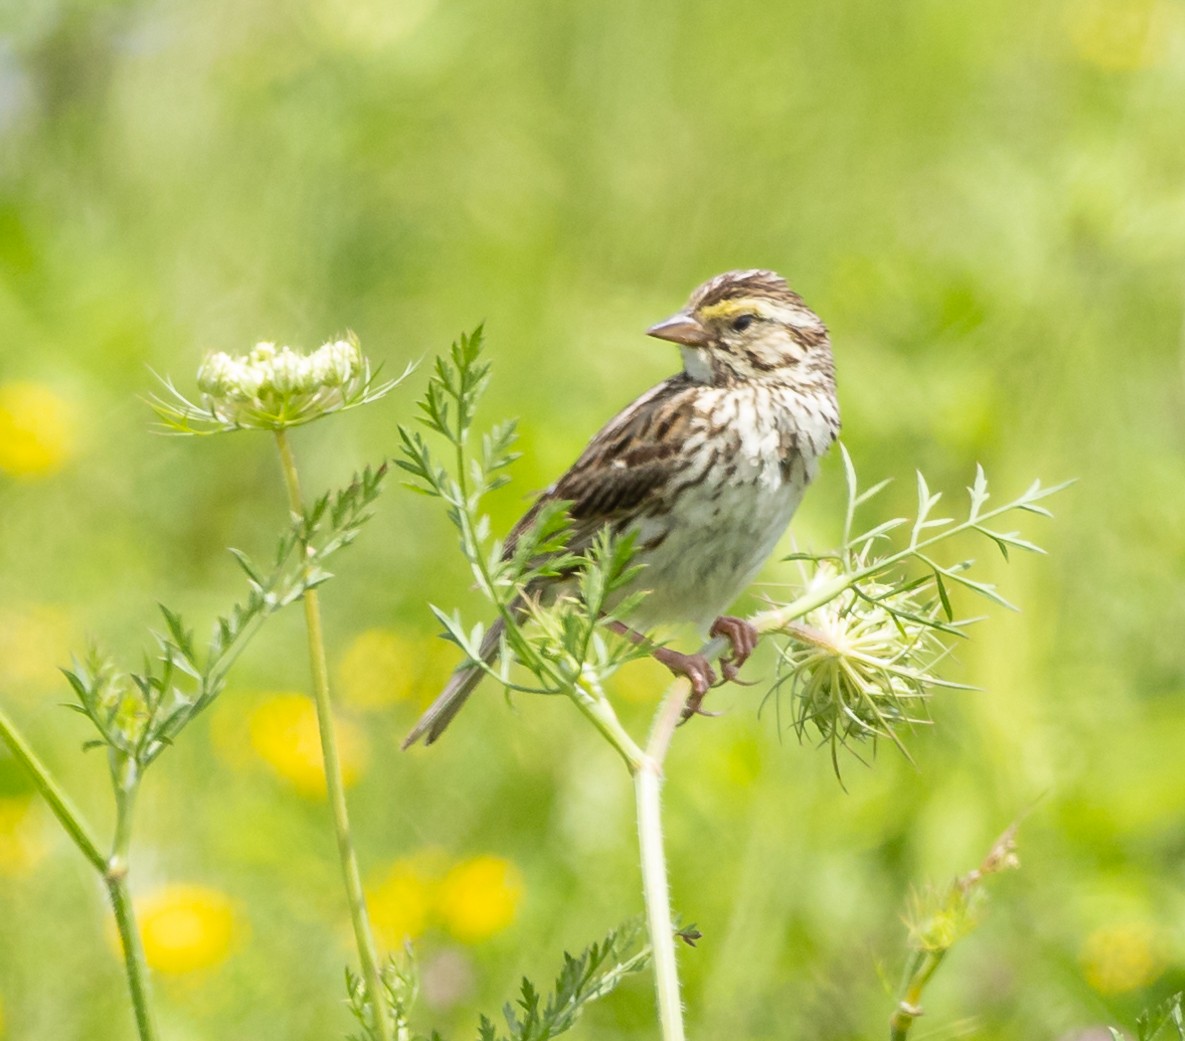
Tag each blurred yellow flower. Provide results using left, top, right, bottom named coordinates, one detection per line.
left=368, top=850, right=525, bottom=947
left=0, top=604, right=76, bottom=694
left=337, top=628, right=417, bottom=709
left=368, top=849, right=446, bottom=947
left=135, top=884, right=238, bottom=974
left=1066, top=0, right=1171, bottom=71
left=248, top=692, right=369, bottom=797
left=0, top=797, right=47, bottom=877
left=437, top=855, right=524, bottom=943
left=337, top=627, right=456, bottom=711
left=0, top=381, right=76, bottom=478
left=1081, top=921, right=1165, bottom=994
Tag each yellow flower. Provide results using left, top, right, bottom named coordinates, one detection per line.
left=368, top=850, right=446, bottom=947
left=135, top=884, right=238, bottom=974
left=0, top=381, right=76, bottom=478
left=247, top=692, right=369, bottom=797
left=1065, top=0, right=1171, bottom=71
left=0, top=797, right=47, bottom=877
left=337, top=628, right=416, bottom=709
left=1081, top=922, right=1165, bottom=994
left=0, top=604, right=76, bottom=695
left=437, top=855, right=524, bottom=943
left=337, top=627, right=455, bottom=711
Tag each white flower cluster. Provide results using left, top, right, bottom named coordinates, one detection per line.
left=152, top=332, right=401, bottom=434
left=197, top=339, right=362, bottom=401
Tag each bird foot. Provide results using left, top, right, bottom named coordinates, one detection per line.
left=710, top=615, right=759, bottom=670
left=676, top=616, right=760, bottom=722
left=653, top=645, right=716, bottom=694
left=652, top=646, right=723, bottom=722
left=622, top=616, right=760, bottom=723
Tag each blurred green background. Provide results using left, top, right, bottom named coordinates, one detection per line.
left=2, top=0, right=1184, bottom=1038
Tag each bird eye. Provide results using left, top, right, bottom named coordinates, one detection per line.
left=731, top=314, right=755, bottom=332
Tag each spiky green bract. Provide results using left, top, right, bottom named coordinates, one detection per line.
left=479, top=920, right=650, bottom=1041
left=889, top=826, right=1020, bottom=1041
left=1125, top=994, right=1185, bottom=1041
left=149, top=335, right=410, bottom=434
left=63, top=464, right=387, bottom=779
left=344, top=924, right=649, bottom=1041
left=765, top=445, right=1068, bottom=777
left=345, top=955, right=440, bottom=1041
left=397, top=328, right=647, bottom=705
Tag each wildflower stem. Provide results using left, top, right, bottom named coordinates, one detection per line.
left=106, top=867, right=160, bottom=1041
left=0, top=709, right=160, bottom=1040
left=889, top=948, right=946, bottom=1040
left=568, top=670, right=686, bottom=1040
left=635, top=759, right=685, bottom=1041
left=632, top=678, right=694, bottom=1041
left=273, top=429, right=392, bottom=1041
left=750, top=573, right=855, bottom=635
left=0, top=705, right=106, bottom=872
left=569, top=677, right=646, bottom=772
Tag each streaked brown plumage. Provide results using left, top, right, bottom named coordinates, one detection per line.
left=403, top=269, right=840, bottom=747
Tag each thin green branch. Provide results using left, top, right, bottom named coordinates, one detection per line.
left=0, top=705, right=106, bottom=873
left=106, top=873, right=160, bottom=1041
left=274, top=428, right=392, bottom=1041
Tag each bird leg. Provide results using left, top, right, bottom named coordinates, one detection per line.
left=605, top=619, right=717, bottom=691
left=673, top=616, right=760, bottom=722
left=603, top=617, right=759, bottom=721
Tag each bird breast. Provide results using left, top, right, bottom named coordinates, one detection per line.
left=626, top=382, right=838, bottom=632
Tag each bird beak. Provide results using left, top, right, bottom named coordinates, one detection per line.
left=646, top=312, right=710, bottom=347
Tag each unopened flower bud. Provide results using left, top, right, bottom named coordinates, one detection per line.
left=197, top=352, right=237, bottom=395
left=249, top=341, right=277, bottom=365
left=269, top=347, right=307, bottom=394
left=315, top=339, right=358, bottom=386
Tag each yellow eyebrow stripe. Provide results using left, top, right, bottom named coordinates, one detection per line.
left=696, top=299, right=776, bottom=322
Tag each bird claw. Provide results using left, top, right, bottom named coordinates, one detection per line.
left=653, top=646, right=716, bottom=694
left=710, top=615, right=759, bottom=669
left=678, top=696, right=722, bottom=725
left=656, top=617, right=762, bottom=725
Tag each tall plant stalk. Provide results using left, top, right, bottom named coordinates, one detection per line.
left=573, top=677, right=690, bottom=1041
left=635, top=681, right=696, bottom=1041
left=0, top=707, right=160, bottom=1041
left=274, top=429, right=392, bottom=1041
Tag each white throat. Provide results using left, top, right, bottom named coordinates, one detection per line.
left=680, top=347, right=713, bottom=383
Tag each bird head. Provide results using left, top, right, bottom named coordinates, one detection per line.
left=646, top=269, right=831, bottom=386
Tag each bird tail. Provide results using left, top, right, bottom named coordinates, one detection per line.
left=401, top=617, right=506, bottom=748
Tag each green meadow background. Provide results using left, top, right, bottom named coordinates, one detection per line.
left=2, top=0, right=1184, bottom=1038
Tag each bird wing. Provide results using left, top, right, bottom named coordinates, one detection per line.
left=504, top=375, right=699, bottom=559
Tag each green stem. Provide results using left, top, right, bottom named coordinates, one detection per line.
left=274, top=429, right=392, bottom=1041
left=106, top=876, right=159, bottom=1041
left=633, top=679, right=693, bottom=1041
left=105, top=781, right=159, bottom=1041
left=0, top=705, right=106, bottom=873
left=450, top=421, right=525, bottom=653
left=888, top=949, right=946, bottom=1040
left=573, top=669, right=688, bottom=1041
left=568, top=678, right=646, bottom=772
left=749, top=573, right=854, bottom=636
left=0, top=707, right=160, bottom=1040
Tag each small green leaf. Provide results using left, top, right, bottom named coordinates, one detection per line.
left=967, top=463, right=989, bottom=519
left=934, top=570, right=954, bottom=622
